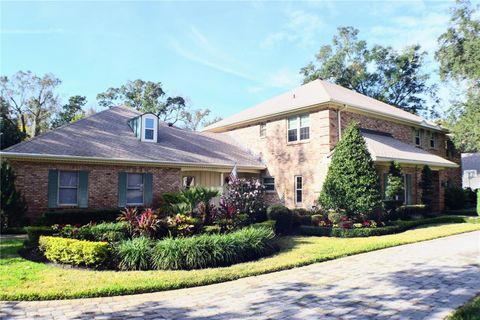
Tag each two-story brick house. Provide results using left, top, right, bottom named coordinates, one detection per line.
left=203, top=80, right=460, bottom=212
left=1, top=80, right=459, bottom=219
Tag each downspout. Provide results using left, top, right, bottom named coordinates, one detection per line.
left=337, top=104, right=348, bottom=140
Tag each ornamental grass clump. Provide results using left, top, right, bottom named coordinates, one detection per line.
left=114, top=237, right=153, bottom=271
left=152, top=226, right=276, bottom=270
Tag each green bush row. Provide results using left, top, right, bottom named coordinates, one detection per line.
left=299, top=216, right=470, bottom=238
left=39, top=236, right=110, bottom=267
left=115, top=226, right=277, bottom=270
left=36, top=208, right=121, bottom=226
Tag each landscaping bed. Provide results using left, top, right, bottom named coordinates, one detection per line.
left=1, top=223, right=479, bottom=301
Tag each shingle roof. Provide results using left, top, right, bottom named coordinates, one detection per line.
left=3, top=106, right=264, bottom=169
left=203, top=79, right=442, bottom=132
left=461, top=153, right=480, bottom=171
left=362, top=131, right=458, bottom=168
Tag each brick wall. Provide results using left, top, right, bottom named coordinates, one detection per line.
left=226, top=109, right=331, bottom=208
left=9, top=160, right=181, bottom=219
left=224, top=107, right=459, bottom=211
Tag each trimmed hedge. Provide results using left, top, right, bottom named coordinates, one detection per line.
left=39, top=236, right=110, bottom=267
left=81, top=222, right=129, bottom=242
left=299, top=216, right=470, bottom=238
left=24, top=226, right=55, bottom=247
left=395, top=204, right=426, bottom=219
left=38, top=208, right=121, bottom=226
left=151, top=226, right=277, bottom=270
left=267, top=205, right=293, bottom=234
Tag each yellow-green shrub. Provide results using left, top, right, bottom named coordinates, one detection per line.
left=39, top=236, right=110, bottom=267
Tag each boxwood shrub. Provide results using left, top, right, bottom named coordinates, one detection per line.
left=267, top=205, right=293, bottom=234
left=152, top=226, right=277, bottom=270
left=24, top=226, right=55, bottom=247
left=39, top=236, right=110, bottom=267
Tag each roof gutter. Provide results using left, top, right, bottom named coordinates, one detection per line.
left=0, top=152, right=266, bottom=171
left=205, top=100, right=447, bottom=133
left=373, top=156, right=459, bottom=168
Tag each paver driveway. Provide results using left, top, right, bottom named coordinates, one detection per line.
left=2, top=231, right=479, bottom=320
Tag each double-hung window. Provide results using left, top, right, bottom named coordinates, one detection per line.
left=429, top=132, right=436, bottom=149
left=260, top=123, right=266, bottom=137
left=126, top=173, right=144, bottom=205
left=288, top=114, right=310, bottom=142
left=144, top=118, right=155, bottom=140
left=263, top=177, right=275, bottom=192
left=58, top=171, right=78, bottom=205
left=295, top=176, right=303, bottom=204
left=414, top=128, right=421, bottom=146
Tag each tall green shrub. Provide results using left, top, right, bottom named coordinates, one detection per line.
left=0, top=161, right=27, bottom=231
left=319, top=122, right=382, bottom=220
left=385, top=161, right=404, bottom=200
left=420, top=165, right=434, bottom=210
left=477, top=189, right=480, bottom=216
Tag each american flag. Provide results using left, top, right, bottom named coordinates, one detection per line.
left=229, top=163, right=238, bottom=182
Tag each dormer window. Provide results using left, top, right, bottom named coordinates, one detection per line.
left=141, top=114, right=158, bottom=142
left=145, top=118, right=154, bottom=140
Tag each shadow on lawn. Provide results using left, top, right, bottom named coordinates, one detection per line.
left=2, top=261, right=477, bottom=320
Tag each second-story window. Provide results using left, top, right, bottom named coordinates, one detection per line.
left=429, top=132, right=436, bottom=149
left=260, top=123, right=266, bottom=137
left=288, top=114, right=310, bottom=142
left=413, top=128, right=421, bottom=146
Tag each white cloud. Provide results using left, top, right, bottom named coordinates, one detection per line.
left=248, top=68, right=301, bottom=93
left=261, top=10, right=325, bottom=48
left=169, top=26, right=256, bottom=82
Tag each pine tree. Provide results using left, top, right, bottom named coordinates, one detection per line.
left=0, top=161, right=27, bottom=231
left=420, top=165, right=434, bottom=210
left=319, top=122, right=382, bottom=220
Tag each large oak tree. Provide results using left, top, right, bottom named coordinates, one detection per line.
left=301, top=27, right=437, bottom=116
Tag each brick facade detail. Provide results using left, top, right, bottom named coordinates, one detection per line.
left=10, top=160, right=181, bottom=219
left=226, top=106, right=460, bottom=212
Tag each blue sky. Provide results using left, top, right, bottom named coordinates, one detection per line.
left=1, top=1, right=457, bottom=120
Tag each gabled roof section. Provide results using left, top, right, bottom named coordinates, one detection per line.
left=203, top=79, right=443, bottom=132
left=2, top=106, right=265, bottom=170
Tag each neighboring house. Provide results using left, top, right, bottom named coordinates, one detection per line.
left=203, top=80, right=460, bottom=212
left=1, top=80, right=460, bottom=219
left=462, top=153, right=480, bottom=190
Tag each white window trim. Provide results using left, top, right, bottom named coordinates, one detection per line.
left=141, top=114, right=158, bottom=143
left=287, top=114, right=310, bottom=143
left=58, top=171, right=78, bottom=206
left=295, top=175, right=303, bottom=204
left=263, top=177, right=275, bottom=192
left=126, top=173, right=144, bottom=206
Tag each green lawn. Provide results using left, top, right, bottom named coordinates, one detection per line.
left=448, top=295, right=480, bottom=320
left=1, top=223, right=479, bottom=301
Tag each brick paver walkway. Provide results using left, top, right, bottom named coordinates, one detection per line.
left=1, top=231, right=479, bottom=320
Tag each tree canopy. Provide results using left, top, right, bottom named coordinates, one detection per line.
left=436, top=0, right=480, bottom=152
left=96, top=79, right=187, bottom=124
left=1, top=71, right=61, bottom=137
left=300, top=27, right=437, bottom=116
left=51, top=95, right=87, bottom=128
